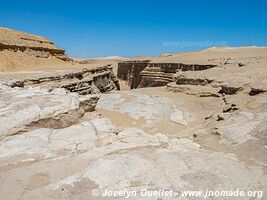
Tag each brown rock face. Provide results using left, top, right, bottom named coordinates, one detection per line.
left=0, top=28, right=57, bottom=49
left=117, top=61, right=216, bottom=89
left=0, top=27, right=71, bottom=71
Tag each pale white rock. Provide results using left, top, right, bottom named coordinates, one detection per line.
left=46, top=139, right=266, bottom=196
left=170, top=110, right=188, bottom=126
left=0, top=121, right=98, bottom=160
left=154, top=133, right=169, bottom=143
left=96, top=91, right=174, bottom=121
left=116, top=127, right=160, bottom=144
left=0, top=86, right=95, bottom=137
left=145, top=120, right=154, bottom=128
left=83, top=154, right=157, bottom=190
left=90, top=117, right=120, bottom=139
left=50, top=88, right=67, bottom=95
left=169, top=138, right=202, bottom=150
left=0, top=104, right=41, bottom=137
left=0, top=128, right=54, bottom=159
left=48, top=121, right=97, bottom=153
left=12, top=86, right=49, bottom=98
left=96, top=92, right=124, bottom=111
left=214, top=112, right=267, bottom=145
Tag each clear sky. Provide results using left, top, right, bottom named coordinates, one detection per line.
left=1, top=0, right=266, bottom=58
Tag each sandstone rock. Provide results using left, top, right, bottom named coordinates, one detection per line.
left=169, top=109, right=188, bottom=126
left=43, top=136, right=266, bottom=200
left=0, top=85, right=99, bottom=137
left=117, top=61, right=216, bottom=89
left=96, top=91, right=173, bottom=121
left=90, top=117, right=120, bottom=140
left=0, top=121, right=98, bottom=161
left=212, top=112, right=267, bottom=145
left=7, top=65, right=119, bottom=95
left=0, top=27, right=71, bottom=71
left=167, top=82, right=220, bottom=97
left=0, top=27, right=70, bottom=61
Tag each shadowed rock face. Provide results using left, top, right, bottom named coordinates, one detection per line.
left=117, top=60, right=150, bottom=89
left=7, top=65, right=120, bottom=95
left=117, top=61, right=216, bottom=88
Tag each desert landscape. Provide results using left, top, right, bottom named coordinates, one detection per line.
left=0, top=26, right=266, bottom=200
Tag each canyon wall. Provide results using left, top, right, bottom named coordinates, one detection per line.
left=117, top=61, right=216, bottom=88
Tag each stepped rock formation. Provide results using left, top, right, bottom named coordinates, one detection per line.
left=0, top=27, right=71, bottom=71
left=7, top=65, right=120, bottom=95
left=117, top=61, right=216, bottom=89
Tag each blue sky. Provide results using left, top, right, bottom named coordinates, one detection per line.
left=1, top=0, right=266, bottom=58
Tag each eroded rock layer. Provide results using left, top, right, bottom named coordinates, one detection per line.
left=0, top=85, right=99, bottom=138
left=117, top=61, right=216, bottom=88
left=167, top=65, right=267, bottom=97
left=0, top=27, right=70, bottom=61
left=0, top=27, right=71, bottom=71
left=7, top=65, right=120, bottom=95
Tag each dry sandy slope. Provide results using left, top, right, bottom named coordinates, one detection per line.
left=0, top=27, right=71, bottom=72
left=134, top=46, right=267, bottom=65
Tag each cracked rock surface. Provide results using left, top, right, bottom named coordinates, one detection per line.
left=0, top=84, right=266, bottom=200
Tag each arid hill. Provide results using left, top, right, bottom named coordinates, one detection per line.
left=134, top=46, right=267, bottom=64
left=0, top=27, right=71, bottom=71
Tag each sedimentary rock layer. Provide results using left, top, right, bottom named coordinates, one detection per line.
left=0, top=27, right=71, bottom=71
left=0, top=85, right=99, bottom=138
left=0, top=27, right=70, bottom=61
left=117, top=61, right=216, bottom=88
left=7, top=65, right=119, bottom=95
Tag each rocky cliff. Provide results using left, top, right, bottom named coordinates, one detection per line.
left=117, top=60, right=216, bottom=88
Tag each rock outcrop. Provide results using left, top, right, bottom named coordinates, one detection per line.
left=117, top=60, right=150, bottom=89
left=7, top=65, right=120, bottom=95
left=0, top=85, right=99, bottom=138
left=117, top=61, right=216, bottom=88
left=0, top=88, right=266, bottom=200
left=0, top=27, right=71, bottom=71
left=167, top=64, right=267, bottom=97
